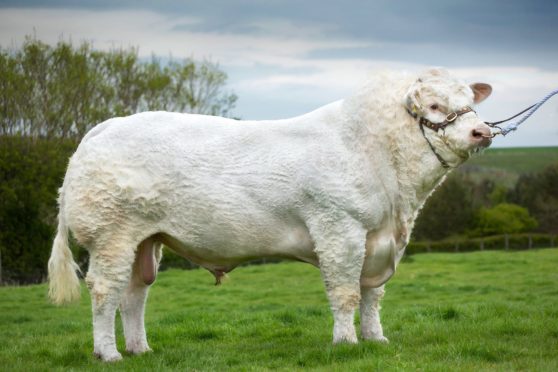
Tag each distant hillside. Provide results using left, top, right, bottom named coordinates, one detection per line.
left=460, top=147, right=558, bottom=186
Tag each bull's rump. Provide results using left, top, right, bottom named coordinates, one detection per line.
left=62, top=111, right=323, bottom=267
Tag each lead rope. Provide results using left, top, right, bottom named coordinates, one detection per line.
left=487, top=89, right=558, bottom=135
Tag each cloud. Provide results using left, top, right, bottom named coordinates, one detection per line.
left=3, top=1, right=557, bottom=55
left=0, top=5, right=556, bottom=146
left=0, top=8, right=370, bottom=65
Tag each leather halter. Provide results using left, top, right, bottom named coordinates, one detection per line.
left=407, top=106, right=475, bottom=131
left=406, top=106, right=475, bottom=168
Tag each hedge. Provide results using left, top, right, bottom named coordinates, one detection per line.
left=406, top=233, right=557, bottom=255
left=0, top=136, right=77, bottom=284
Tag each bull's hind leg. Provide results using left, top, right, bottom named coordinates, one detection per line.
left=120, top=238, right=162, bottom=354
left=309, top=217, right=367, bottom=344
left=359, top=285, right=389, bottom=342
left=85, top=239, right=136, bottom=362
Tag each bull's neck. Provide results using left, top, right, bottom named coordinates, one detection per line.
left=388, top=123, right=451, bottom=215
left=341, top=103, right=451, bottom=218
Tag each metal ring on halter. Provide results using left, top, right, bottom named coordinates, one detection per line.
left=445, top=112, right=458, bottom=122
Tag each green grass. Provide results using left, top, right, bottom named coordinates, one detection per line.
left=468, top=147, right=558, bottom=174
left=462, top=146, right=558, bottom=186
left=1, top=249, right=557, bottom=371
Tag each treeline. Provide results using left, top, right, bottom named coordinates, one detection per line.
left=413, top=164, right=558, bottom=240
left=0, top=37, right=237, bottom=141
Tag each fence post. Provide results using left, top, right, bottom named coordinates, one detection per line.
left=480, top=239, right=484, bottom=251
left=454, top=242, right=459, bottom=252
left=551, top=235, right=555, bottom=248
left=505, top=234, right=509, bottom=251
left=528, top=235, right=533, bottom=250
left=427, top=242, right=431, bottom=252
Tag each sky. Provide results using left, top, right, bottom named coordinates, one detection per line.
left=0, top=0, right=557, bottom=147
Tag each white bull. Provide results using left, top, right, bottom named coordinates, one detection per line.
left=48, top=68, right=492, bottom=361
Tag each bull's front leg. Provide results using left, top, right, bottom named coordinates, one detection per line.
left=359, top=285, right=389, bottom=342
left=309, top=218, right=367, bottom=344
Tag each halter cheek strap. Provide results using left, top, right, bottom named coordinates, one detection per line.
left=407, top=106, right=475, bottom=168
left=417, top=120, right=450, bottom=168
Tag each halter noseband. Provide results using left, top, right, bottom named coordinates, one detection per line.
left=406, top=106, right=475, bottom=168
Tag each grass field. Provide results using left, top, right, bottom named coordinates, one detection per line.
left=1, top=249, right=557, bottom=371
left=462, top=146, right=558, bottom=186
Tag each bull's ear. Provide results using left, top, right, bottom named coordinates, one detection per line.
left=470, top=83, right=492, bottom=104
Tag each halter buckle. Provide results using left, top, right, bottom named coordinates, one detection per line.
left=446, top=112, right=458, bottom=122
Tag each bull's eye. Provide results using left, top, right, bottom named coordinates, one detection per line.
left=430, top=104, right=439, bottom=111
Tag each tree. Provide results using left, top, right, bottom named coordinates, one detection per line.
left=472, top=203, right=538, bottom=236
left=511, top=163, right=558, bottom=234
left=413, top=173, right=476, bottom=240
left=0, top=36, right=237, bottom=142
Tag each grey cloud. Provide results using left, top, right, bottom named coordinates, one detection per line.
left=305, top=44, right=558, bottom=71
left=3, top=0, right=557, bottom=47
left=2, top=0, right=557, bottom=68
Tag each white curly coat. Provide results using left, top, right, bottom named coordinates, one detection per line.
left=48, top=68, right=492, bottom=361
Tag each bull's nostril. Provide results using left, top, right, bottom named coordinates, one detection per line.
left=471, top=126, right=493, bottom=147
left=472, top=129, right=483, bottom=138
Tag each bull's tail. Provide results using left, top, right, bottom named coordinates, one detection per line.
left=48, top=191, right=81, bottom=304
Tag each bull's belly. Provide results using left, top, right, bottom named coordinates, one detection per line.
left=154, top=223, right=318, bottom=273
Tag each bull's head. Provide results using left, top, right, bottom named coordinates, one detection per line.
left=404, top=68, right=493, bottom=167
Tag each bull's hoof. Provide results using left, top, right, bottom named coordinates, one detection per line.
left=126, top=345, right=152, bottom=355
left=363, top=334, right=389, bottom=343
left=333, top=334, right=358, bottom=344
left=376, top=336, right=389, bottom=343
left=94, top=350, right=123, bottom=362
